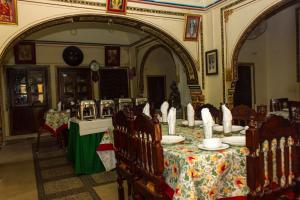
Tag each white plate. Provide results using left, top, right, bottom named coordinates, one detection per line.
left=195, top=120, right=203, bottom=125
left=231, top=125, right=244, bottom=132
left=212, top=125, right=244, bottom=132
left=162, top=135, right=185, bottom=144
left=181, top=120, right=188, bottom=126
left=198, top=143, right=229, bottom=151
left=222, top=136, right=245, bottom=146
left=213, top=125, right=223, bottom=132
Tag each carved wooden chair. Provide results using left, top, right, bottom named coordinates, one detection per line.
left=195, top=103, right=221, bottom=124
left=256, top=104, right=268, bottom=122
left=270, top=98, right=289, bottom=112
left=113, top=110, right=135, bottom=200
left=287, top=101, right=300, bottom=121
left=132, top=114, right=171, bottom=200
left=246, top=115, right=300, bottom=200
left=231, top=104, right=256, bottom=126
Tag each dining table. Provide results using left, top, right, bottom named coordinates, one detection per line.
left=67, top=117, right=115, bottom=175
left=161, top=120, right=249, bottom=200
left=43, top=110, right=70, bottom=138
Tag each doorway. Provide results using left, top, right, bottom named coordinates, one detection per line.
left=7, top=66, right=49, bottom=135
left=233, top=63, right=255, bottom=108
left=147, top=76, right=166, bottom=109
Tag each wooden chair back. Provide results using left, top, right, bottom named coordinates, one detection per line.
left=195, top=103, right=221, bottom=124
left=231, top=104, right=256, bottom=126
left=133, top=113, right=166, bottom=199
left=287, top=101, right=300, bottom=121
left=256, top=105, right=267, bottom=122
left=246, top=115, right=300, bottom=199
left=270, top=98, right=289, bottom=112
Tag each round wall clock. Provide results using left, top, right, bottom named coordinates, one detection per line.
left=63, top=46, right=84, bottom=66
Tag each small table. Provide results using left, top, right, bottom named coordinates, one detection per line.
left=67, top=118, right=114, bottom=175
left=43, top=111, right=70, bottom=138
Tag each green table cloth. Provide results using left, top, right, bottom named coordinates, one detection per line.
left=67, top=121, right=106, bottom=174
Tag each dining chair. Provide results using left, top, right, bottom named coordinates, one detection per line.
left=231, top=104, right=256, bottom=126
left=287, top=101, right=300, bottom=121
left=270, top=98, right=289, bottom=112
left=246, top=115, right=300, bottom=200
left=256, top=104, right=267, bottom=122
left=195, top=103, right=221, bottom=124
left=112, top=110, right=135, bottom=200
left=132, top=114, right=172, bottom=200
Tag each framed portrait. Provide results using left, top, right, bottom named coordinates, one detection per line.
left=0, top=0, right=18, bottom=25
left=205, top=49, right=218, bottom=75
left=106, top=0, right=127, bottom=14
left=296, top=7, right=300, bottom=82
left=184, top=15, right=201, bottom=41
left=14, top=42, right=36, bottom=64
left=105, top=46, right=120, bottom=67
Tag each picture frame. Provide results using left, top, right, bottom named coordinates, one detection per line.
left=0, top=0, right=18, bottom=25
left=105, top=46, right=120, bottom=67
left=106, top=0, right=127, bottom=14
left=296, top=7, right=300, bottom=82
left=205, top=49, right=218, bottom=75
left=184, top=15, right=201, bottom=41
left=14, top=42, right=36, bottom=64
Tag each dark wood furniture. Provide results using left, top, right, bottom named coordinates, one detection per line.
left=99, top=68, right=129, bottom=99
left=231, top=104, right=256, bottom=126
left=132, top=114, right=171, bottom=200
left=256, top=104, right=267, bottom=122
left=270, top=98, right=289, bottom=112
left=113, top=110, right=135, bottom=200
left=246, top=115, right=300, bottom=199
left=195, top=103, right=221, bottom=124
left=58, top=68, right=92, bottom=107
left=6, top=67, right=49, bottom=135
left=287, top=101, right=300, bottom=121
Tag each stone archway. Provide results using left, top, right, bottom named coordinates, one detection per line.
left=139, top=44, right=176, bottom=94
left=0, top=14, right=202, bottom=142
left=0, top=14, right=199, bottom=86
left=229, top=0, right=298, bottom=105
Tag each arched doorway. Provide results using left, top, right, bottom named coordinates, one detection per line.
left=230, top=0, right=299, bottom=107
left=0, top=14, right=201, bottom=140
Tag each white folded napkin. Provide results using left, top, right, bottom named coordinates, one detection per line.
left=222, top=104, right=232, bottom=133
left=201, top=108, right=215, bottom=139
left=160, top=101, right=169, bottom=123
left=167, top=107, right=176, bottom=135
left=143, top=103, right=151, bottom=117
left=57, top=101, right=62, bottom=111
left=187, top=103, right=195, bottom=126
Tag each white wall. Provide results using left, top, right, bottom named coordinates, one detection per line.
left=239, top=4, right=300, bottom=108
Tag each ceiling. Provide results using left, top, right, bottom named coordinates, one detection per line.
left=26, top=22, right=149, bottom=46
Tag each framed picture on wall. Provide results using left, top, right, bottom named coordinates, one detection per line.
left=0, top=0, right=18, bottom=25
left=296, top=7, right=300, bottom=82
left=184, top=15, right=201, bottom=41
left=14, top=42, right=36, bottom=64
left=106, top=0, right=127, bottom=14
left=205, top=49, right=218, bottom=75
left=105, top=46, right=120, bottom=67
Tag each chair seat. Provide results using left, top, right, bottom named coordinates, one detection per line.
left=133, top=179, right=172, bottom=200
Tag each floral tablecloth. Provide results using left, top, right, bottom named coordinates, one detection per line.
left=161, top=122, right=249, bottom=200
left=43, top=111, right=70, bottom=137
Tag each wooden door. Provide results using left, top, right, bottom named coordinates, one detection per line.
left=7, top=67, right=49, bottom=135
left=234, top=63, right=255, bottom=107
left=147, top=76, right=166, bottom=109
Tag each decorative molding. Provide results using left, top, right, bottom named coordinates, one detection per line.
left=224, top=9, right=233, bottom=23
left=48, top=0, right=185, bottom=16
